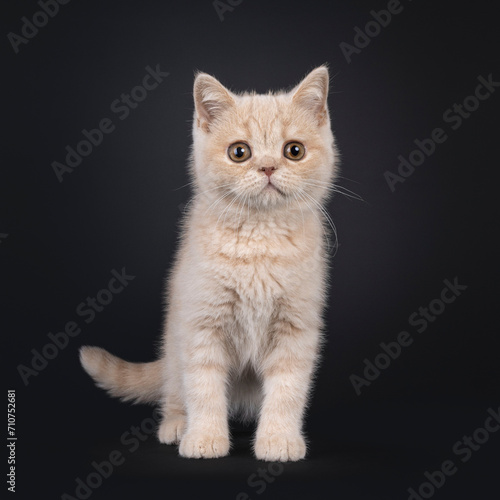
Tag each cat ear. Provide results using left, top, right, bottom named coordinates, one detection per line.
left=291, top=66, right=330, bottom=125
left=193, top=72, right=235, bottom=132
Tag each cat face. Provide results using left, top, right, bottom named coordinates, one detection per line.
left=191, top=67, right=337, bottom=211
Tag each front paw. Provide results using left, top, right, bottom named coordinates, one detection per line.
left=179, top=430, right=230, bottom=459
left=254, top=432, right=306, bottom=462
left=158, top=415, right=187, bottom=445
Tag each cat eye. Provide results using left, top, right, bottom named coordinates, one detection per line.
left=228, top=142, right=252, bottom=162
left=284, top=142, right=306, bottom=161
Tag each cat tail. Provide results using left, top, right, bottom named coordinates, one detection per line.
left=79, top=346, right=163, bottom=404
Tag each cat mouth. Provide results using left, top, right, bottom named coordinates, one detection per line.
left=263, top=182, right=285, bottom=196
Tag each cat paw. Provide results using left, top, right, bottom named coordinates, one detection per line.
left=254, top=433, right=306, bottom=462
left=158, top=415, right=187, bottom=445
left=179, top=431, right=230, bottom=458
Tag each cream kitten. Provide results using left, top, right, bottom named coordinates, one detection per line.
left=80, top=66, right=338, bottom=461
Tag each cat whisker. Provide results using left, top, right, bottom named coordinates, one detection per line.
left=302, top=190, right=339, bottom=256
left=196, top=183, right=235, bottom=198
left=302, top=189, right=338, bottom=235
left=230, top=195, right=246, bottom=233
left=297, top=187, right=339, bottom=255
left=219, top=192, right=242, bottom=231
left=335, top=175, right=361, bottom=185
left=295, top=190, right=331, bottom=252
left=301, top=180, right=365, bottom=202
left=205, top=190, right=234, bottom=216
left=292, top=191, right=306, bottom=240
left=173, top=181, right=195, bottom=191
left=180, top=183, right=235, bottom=214
left=331, top=183, right=364, bottom=202
left=236, top=192, right=249, bottom=243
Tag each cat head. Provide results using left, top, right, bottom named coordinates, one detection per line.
left=190, top=66, right=338, bottom=211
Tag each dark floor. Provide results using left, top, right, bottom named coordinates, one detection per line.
left=22, top=397, right=500, bottom=500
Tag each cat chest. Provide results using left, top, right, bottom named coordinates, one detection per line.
left=214, top=256, right=298, bottom=336
left=191, top=225, right=321, bottom=349
left=226, top=262, right=281, bottom=358
left=212, top=250, right=297, bottom=303
left=205, top=232, right=318, bottom=316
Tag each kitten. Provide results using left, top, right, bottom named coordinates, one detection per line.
left=80, top=66, right=338, bottom=461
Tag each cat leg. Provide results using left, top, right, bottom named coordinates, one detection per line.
left=158, top=340, right=187, bottom=445
left=179, top=329, right=230, bottom=458
left=157, top=393, right=186, bottom=445
left=254, top=325, right=319, bottom=462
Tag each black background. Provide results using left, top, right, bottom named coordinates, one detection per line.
left=2, top=0, right=499, bottom=498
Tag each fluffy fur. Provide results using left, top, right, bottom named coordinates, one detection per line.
left=80, top=66, right=339, bottom=461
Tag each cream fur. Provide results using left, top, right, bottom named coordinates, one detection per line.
left=80, top=66, right=338, bottom=461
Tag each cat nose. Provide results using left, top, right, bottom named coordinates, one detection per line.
left=260, top=166, right=277, bottom=178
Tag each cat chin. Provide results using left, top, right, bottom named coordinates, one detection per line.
left=253, top=187, right=288, bottom=209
